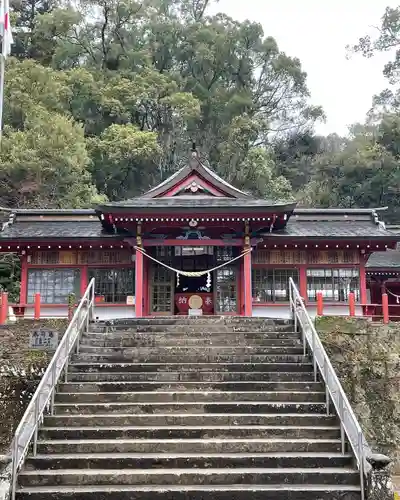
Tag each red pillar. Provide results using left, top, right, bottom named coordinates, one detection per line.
left=80, top=265, right=88, bottom=297
left=348, top=292, right=356, bottom=317
left=316, top=291, right=324, bottom=316
left=20, top=253, right=28, bottom=305
left=143, top=256, right=149, bottom=316
left=243, top=248, right=252, bottom=317
left=359, top=262, right=367, bottom=306
left=34, top=293, right=41, bottom=320
left=135, top=248, right=144, bottom=318
left=299, top=265, right=308, bottom=303
left=382, top=293, right=389, bottom=324
left=0, top=292, right=8, bottom=324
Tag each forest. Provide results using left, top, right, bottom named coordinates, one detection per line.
left=0, top=0, right=400, bottom=222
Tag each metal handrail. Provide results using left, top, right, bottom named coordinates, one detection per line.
left=10, top=278, right=95, bottom=500
left=288, top=278, right=371, bottom=500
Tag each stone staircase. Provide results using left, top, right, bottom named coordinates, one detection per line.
left=16, top=317, right=362, bottom=499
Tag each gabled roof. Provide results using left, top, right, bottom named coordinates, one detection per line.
left=99, top=155, right=295, bottom=214
left=141, top=156, right=251, bottom=199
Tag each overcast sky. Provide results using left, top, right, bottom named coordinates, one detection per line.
left=209, top=0, right=398, bottom=136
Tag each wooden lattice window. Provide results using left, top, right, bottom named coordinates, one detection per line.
left=151, top=264, right=172, bottom=313
left=216, top=247, right=237, bottom=262
left=253, top=250, right=306, bottom=264
left=252, top=268, right=299, bottom=303
left=307, top=268, right=360, bottom=302
left=86, top=250, right=131, bottom=265
left=88, top=268, right=135, bottom=303
left=30, top=251, right=60, bottom=265
left=27, top=269, right=80, bottom=304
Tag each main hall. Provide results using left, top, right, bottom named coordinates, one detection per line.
left=0, top=152, right=399, bottom=320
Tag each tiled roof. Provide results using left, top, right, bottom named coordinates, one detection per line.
left=0, top=221, right=114, bottom=240
left=0, top=218, right=397, bottom=241
left=101, top=197, right=296, bottom=210
left=366, top=250, right=400, bottom=269
left=278, top=220, right=393, bottom=238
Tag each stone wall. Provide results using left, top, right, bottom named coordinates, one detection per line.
left=0, top=320, right=68, bottom=453
left=316, top=316, right=400, bottom=473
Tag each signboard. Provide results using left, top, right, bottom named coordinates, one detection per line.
left=188, top=308, right=203, bottom=316
left=126, top=296, right=135, bottom=305
left=29, top=329, right=59, bottom=350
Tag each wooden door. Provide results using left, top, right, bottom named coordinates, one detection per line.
left=215, top=265, right=238, bottom=314
left=150, top=263, right=174, bottom=315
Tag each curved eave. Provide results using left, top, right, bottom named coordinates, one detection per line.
left=96, top=201, right=297, bottom=215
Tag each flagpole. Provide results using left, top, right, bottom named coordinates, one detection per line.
left=0, top=54, right=4, bottom=143
left=0, top=0, right=4, bottom=144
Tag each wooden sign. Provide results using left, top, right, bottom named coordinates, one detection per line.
left=29, top=329, right=59, bottom=350
left=59, top=251, right=76, bottom=264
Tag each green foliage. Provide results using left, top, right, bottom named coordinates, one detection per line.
left=1, top=0, right=400, bottom=219
left=349, top=6, right=400, bottom=84
left=2, top=0, right=328, bottom=205
left=88, top=124, right=161, bottom=199
left=0, top=254, right=20, bottom=302
left=296, top=121, right=400, bottom=222
left=0, top=107, right=105, bottom=208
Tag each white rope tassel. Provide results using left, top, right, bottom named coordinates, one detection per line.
left=206, top=272, right=211, bottom=289
left=176, top=272, right=180, bottom=287
left=384, top=286, right=400, bottom=303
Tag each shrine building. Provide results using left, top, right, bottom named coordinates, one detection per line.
left=0, top=153, right=399, bottom=320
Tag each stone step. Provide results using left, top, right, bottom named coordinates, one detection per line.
left=89, top=325, right=296, bottom=333
left=66, top=371, right=316, bottom=382
left=25, top=452, right=354, bottom=470
left=18, top=467, right=359, bottom=487
left=15, top=484, right=361, bottom=500
left=78, top=346, right=305, bottom=355
left=91, top=317, right=293, bottom=327
left=71, top=354, right=310, bottom=363
left=55, top=391, right=326, bottom=404
left=58, top=381, right=324, bottom=392
left=39, top=425, right=341, bottom=440
left=44, top=413, right=339, bottom=428
left=35, top=438, right=345, bottom=454
left=68, top=362, right=314, bottom=373
left=53, top=401, right=327, bottom=415
left=81, top=335, right=301, bottom=346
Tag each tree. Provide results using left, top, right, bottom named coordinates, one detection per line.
left=300, top=123, right=400, bottom=222
left=0, top=108, right=105, bottom=208
left=349, top=6, right=400, bottom=84
left=0, top=253, right=20, bottom=302
left=88, top=123, right=162, bottom=200
left=0, top=0, right=329, bottom=205
left=20, top=0, right=322, bottom=194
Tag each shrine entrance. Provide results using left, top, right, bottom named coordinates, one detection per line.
left=147, top=245, right=240, bottom=316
